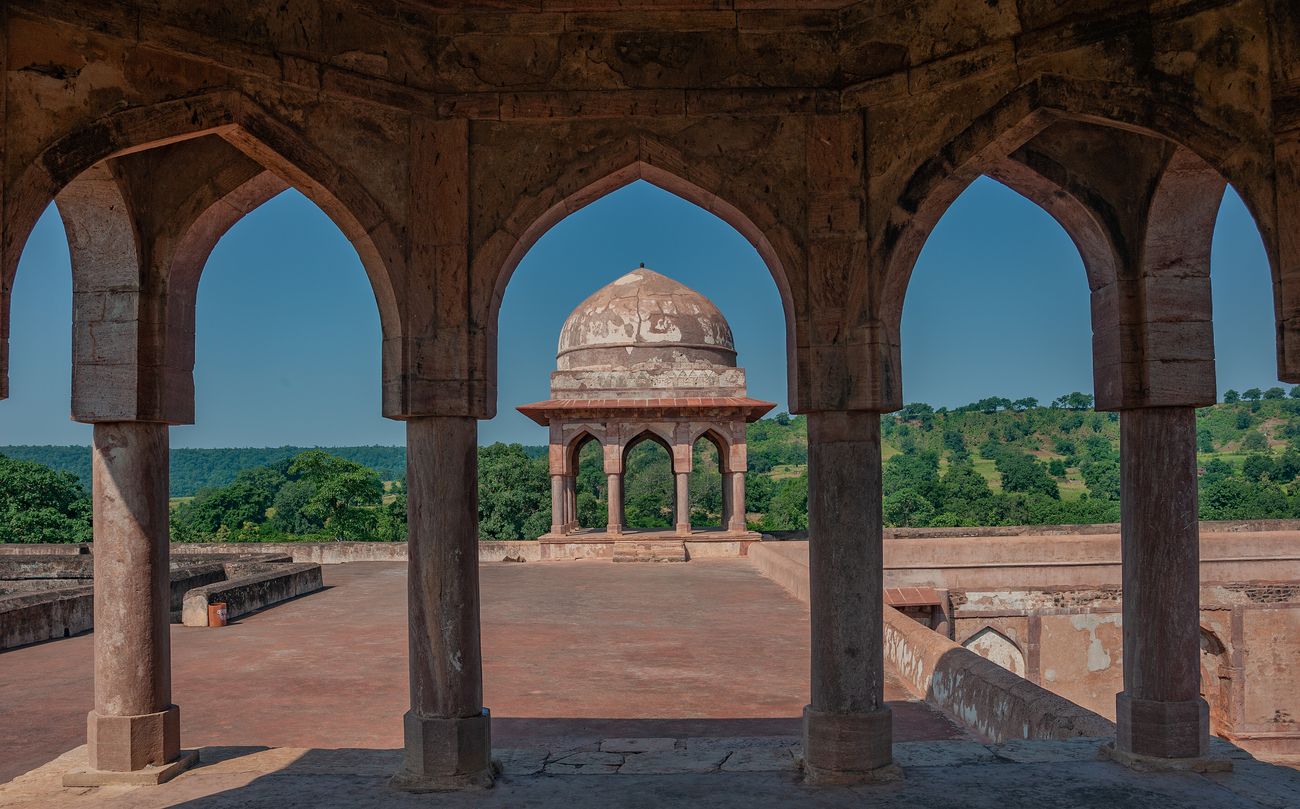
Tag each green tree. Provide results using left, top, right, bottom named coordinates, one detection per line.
left=884, top=487, right=936, bottom=527
left=1241, top=431, right=1269, bottom=452
left=1080, top=459, right=1120, bottom=500
left=995, top=452, right=1060, bottom=499
left=289, top=450, right=385, bottom=540
left=1265, top=386, right=1286, bottom=400
left=1052, top=392, right=1095, bottom=411
left=1243, top=388, right=1263, bottom=402
left=760, top=476, right=808, bottom=530
left=1224, top=389, right=1240, bottom=403
left=1241, top=453, right=1276, bottom=482
left=0, top=455, right=92, bottom=543
left=1197, top=428, right=1214, bottom=453
left=1201, top=458, right=1234, bottom=485
left=477, top=443, right=550, bottom=539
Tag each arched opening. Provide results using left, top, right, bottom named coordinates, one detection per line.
left=690, top=431, right=728, bottom=530
left=621, top=432, right=675, bottom=531
left=569, top=432, right=607, bottom=531
left=962, top=626, right=1027, bottom=677
left=0, top=205, right=85, bottom=445
left=0, top=122, right=408, bottom=771
left=890, top=175, right=1102, bottom=529
left=1200, top=626, right=1234, bottom=735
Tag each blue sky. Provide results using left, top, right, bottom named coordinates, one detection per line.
left=0, top=177, right=1279, bottom=448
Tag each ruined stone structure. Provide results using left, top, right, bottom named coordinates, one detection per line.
left=5, top=0, right=1300, bottom=791
left=518, top=267, right=773, bottom=552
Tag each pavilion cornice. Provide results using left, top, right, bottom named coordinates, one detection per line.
left=516, top=396, right=776, bottom=426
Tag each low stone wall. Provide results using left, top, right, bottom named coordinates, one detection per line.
left=0, top=555, right=93, bottom=579
left=766, top=518, right=1300, bottom=541
left=175, top=542, right=410, bottom=564
left=881, top=606, right=1115, bottom=742
left=181, top=563, right=324, bottom=627
left=747, top=542, right=1114, bottom=743
left=0, top=544, right=89, bottom=556
left=167, top=562, right=229, bottom=617
left=747, top=541, right=809, bottom=602
left=0, top=549, right=326, bottom=648
left=0, top=582, right=94, bottom=648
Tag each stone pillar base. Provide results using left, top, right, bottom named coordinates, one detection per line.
left=801, top=705, right=897, bottom=785
left=63, top=750, right=198, bottom=787
left=1115, top=693, right=1209, bottom=760
left=391, top=709, right=494, bottom=792
left=1099, top=741, right=1232, bottom=773
left=85, top=706, right=181, bottom=772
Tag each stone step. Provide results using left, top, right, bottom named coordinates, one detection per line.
left=612, top=541, right=687, bottom=563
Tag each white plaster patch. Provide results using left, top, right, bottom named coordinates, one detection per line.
left=1069, top=614, right=1116, bottom=672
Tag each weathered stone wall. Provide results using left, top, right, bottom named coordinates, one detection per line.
left=749, top=538, right=1300, bottom=758
left=949, top=587, right=1300, bottom=760
left=748, top=541, right=1115, bottom=742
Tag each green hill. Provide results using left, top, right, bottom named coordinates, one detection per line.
left=7, top=386, right=1300, bottom=534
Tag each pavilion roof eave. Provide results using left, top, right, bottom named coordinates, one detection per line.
left=515, top=396, right=777, bottom=426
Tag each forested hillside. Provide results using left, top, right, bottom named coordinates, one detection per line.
left=0, top=445, right=409, bottom=497
left=8, top=386, right=1300, bottom=543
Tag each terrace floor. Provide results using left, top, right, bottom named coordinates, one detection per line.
left=3, top=559, right=1299, bottom=807
left=0, top=559, right=962, bottom=784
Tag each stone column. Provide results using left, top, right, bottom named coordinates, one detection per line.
left=606, top=473, right=623, bottom=535
left=82, top=422, right=189, bottom=781
left=566, top=476, right=578, bottom=531
left=803, top=411, right=892, bottom=783
left=726, top=471, right=747, bottom=533
left=674, top=471, right=691, bottom=534
left=550, top=474, right=565, bottom=535
left=393, top=416, right=492, bottom=791
left=1114, top=407, right=1209, bottom=762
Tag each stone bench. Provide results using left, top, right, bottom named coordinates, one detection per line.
left=181, top=563, right=324, bottom=627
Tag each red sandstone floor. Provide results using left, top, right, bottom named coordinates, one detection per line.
left=0, top=560, right=965, bottom=783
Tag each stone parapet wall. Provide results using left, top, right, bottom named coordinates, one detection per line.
left=0, top=582, right=94, bottom=650
left=0, top=544, right=89, bottom=556
left=747, top=542, right=1114, bottom=743
left=880, top=606, right=1116, bottom=743
left=766, top=519, right=1300, bottom=541
left=180, top=563, right=324, bottom=627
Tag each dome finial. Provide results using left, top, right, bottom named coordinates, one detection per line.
left=639, top=261, right=645, bottom=268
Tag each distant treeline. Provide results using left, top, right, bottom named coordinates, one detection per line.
left=0, top=445, right=430, bottom=497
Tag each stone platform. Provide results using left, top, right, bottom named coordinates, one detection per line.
left=4, top=736, right=1297, bottom=808
left=537, top=527, right=763, bottom=560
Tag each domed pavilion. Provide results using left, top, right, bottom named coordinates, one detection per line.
left=518, top=266, right=774, bottom=553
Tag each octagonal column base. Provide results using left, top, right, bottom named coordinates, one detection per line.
left=801, top=705, right=897, bottom=785
left=84, top=706, right=181, bottom=773
left=391, top=709, right=494, bottom=792
left=1115, top=693, right=1210, bottom=761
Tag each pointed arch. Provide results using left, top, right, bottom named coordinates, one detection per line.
left=961, top=626, right=1026, bottom=677
left=876, top=76, right=1275, bottom=333
left=480, top=134, right=800, bottom=413
left=2, top=91, right=403, bottom=402
left=621, top=426, right=676, bottom=464
left=691, top=426, right=733, bottom=474
left=565, top=428, right=602, bottom=475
